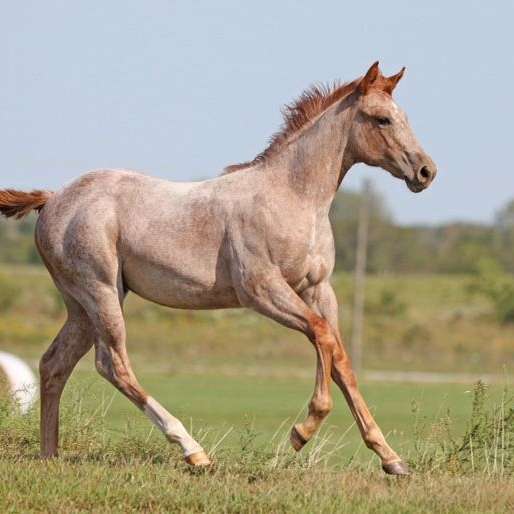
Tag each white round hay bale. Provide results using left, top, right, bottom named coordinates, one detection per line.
left=0, top=351, right=38, bottom=414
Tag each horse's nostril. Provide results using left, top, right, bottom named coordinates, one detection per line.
left=418, top=166, right=431, bottom=182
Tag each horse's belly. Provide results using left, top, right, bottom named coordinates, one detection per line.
left=122, top=256, right=240, bottom=310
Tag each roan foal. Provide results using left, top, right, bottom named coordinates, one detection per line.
left=0, top=62, right=436, bottom=475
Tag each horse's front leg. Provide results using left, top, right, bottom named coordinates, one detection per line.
left=290, top=286, right=336, bottom=450
left=234, top=272, right=335, bottom=452
left=312, top=281, right=409, bottom=475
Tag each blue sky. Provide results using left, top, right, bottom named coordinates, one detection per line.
left=2, top=1, right=513, bottom=224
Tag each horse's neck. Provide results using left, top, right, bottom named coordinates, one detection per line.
left=268, top=104, right=353, bottom=208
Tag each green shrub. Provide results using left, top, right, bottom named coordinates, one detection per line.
left=469, top=259, right=514, bottom=324
left=366, top=287, right=406, bottom=317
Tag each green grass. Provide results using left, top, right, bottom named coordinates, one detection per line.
left=60, top=370, right=504, bottom=463
left=1, top=264, right=514, bottom=512
left=1, top=379, right=512, bottom=513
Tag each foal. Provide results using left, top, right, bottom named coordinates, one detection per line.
left=0, top=62, right=436, bottom=475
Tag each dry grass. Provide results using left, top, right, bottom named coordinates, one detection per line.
left=1, top=460, right=512, bottom=513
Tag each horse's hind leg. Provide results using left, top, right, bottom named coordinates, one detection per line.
left=39, top=295, right=94, bottom=458
left=81, top=283, right=209, bottom=466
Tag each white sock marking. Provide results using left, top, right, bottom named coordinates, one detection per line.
left=143, top=397, right=204, bottom=457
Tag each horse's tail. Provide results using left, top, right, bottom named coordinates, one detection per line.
left=0, top=189, right=54, bottom=219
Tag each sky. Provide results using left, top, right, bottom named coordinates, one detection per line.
left=2, top=1, right=513, bottom=225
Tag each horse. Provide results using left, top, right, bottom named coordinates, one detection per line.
left=0, top=62, right=436, bottom=475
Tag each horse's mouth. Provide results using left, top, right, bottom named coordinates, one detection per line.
left=405, top=179, right=426, bottom=193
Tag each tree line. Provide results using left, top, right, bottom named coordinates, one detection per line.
left=331, top=189, right=514, bottom=274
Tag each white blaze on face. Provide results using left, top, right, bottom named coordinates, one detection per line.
left=391, top=102, right=400, bottom=119
left=389, top=100, right=406, bottom=126
left=143, top=396, right=204, bottom=457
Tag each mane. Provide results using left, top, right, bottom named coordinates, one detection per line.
left=223, top=78, right=359, bottom=173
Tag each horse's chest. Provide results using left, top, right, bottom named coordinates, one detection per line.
left=245, top=203, right=333, bottom=290
left=272, top=231, right=332, bottom=290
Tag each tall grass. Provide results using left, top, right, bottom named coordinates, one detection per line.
left=411, top=381, right=513, bottom=475
left=1, top=384, right=513, bottom=513
left=1, top=381, right=512, bottom=476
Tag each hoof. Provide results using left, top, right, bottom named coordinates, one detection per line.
left=290, top=425, right=309, bottom=452
left=382, top=460, right=410, bottom=476
left=185, top=450, right=211, bottom=467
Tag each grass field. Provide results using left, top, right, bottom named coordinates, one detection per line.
left=1, top=265, right=513, bottom=512
left=56, top=370, right=509, bottom=461
left=1, top=375, right=513, bottom=513
left=1, top=265, right=513, bottom=375
left=1, top=455, right=512, bottom=513
left=8, top=365, right=506, bottom=460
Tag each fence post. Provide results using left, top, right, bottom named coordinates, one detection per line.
left=350, top=179, right=371, bottom=374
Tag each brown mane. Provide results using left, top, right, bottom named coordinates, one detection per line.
left=224, top=78, right=359, bottom=173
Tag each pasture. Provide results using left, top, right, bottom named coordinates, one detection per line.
left=1, top=264, right=513, bottom=512
left=1, top=373, right=513, bottom=513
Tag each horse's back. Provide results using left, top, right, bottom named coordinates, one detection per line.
left=37, top=169, right=198, bottom=246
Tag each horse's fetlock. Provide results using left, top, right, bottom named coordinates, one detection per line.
left=311, top=396, right=333, bottom=417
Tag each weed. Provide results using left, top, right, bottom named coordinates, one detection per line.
left=411, top=381, right=513, bottom=475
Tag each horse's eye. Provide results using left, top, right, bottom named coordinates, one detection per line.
left=375, top=116, right=391, bottom=126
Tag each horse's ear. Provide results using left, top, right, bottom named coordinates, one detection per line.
left=383, top=67, right=406, bottom=95
left=357, top=61, right=380, bottom=94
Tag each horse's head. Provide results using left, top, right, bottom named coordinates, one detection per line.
left=348, top=62, right=437, bottom=193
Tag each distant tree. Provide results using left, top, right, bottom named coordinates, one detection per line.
left=433, top=223, right=498, bottom=274
left=495, top=199, right=514, bottom=228
left=330, top=189, right=506, bottom=275
left=494, top=198, right=514, bottom=273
